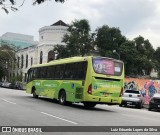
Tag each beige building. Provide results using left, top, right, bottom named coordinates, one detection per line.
left=16, top=20, right=68, bottom=81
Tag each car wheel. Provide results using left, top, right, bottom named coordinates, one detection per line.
left=148, top=107, right=152, bottom=111
left=137, top=103, right=142, bottom=109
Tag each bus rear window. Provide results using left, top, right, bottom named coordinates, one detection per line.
left=92, top=58, right=123, bottom=76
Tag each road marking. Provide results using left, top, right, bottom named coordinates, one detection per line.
left=41, top=112, right=78, bottom=125
left=1, top=99, right=16, bottom=105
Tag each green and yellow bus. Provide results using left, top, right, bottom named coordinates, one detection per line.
left=26, top=56, right=124, bottom=107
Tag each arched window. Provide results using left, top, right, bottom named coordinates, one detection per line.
left=31, top=57, right=33, bottom=66
left=26, top=54, right=28, bottom=68
left=21, top=55, right=24, bottom=68
left=40, top=51, right=43, bottom=64
left=48, top=50, right=55, bottom=62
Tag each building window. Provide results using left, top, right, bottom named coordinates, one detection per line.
left=17, top=56, right=20, bottom=68
left=21, top=55, right=24, bottom=68
left=40, top=51, right=43, bottom=64
left=24, top=73, right=27, bottom=82
left=26, top=55, right=28, bottom=68
left=48, top=50, right=55, bottom=62
left=31, top=57, right=33, bottom=66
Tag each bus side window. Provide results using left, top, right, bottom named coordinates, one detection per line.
left=55, top=65, right=65, bottom=79
left=41, top=67, right=47, bottom=79
left=75, top=62, right=87, bottom=80
left=63, top=63, right=74, bottom=80
left=32, top=68, right=37, bottom=79
left=47, top=66, right=53, bottom=79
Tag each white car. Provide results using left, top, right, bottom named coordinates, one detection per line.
left=120, top=89, right=143, bottom=109
left=2, top=82, right=11, bottom=88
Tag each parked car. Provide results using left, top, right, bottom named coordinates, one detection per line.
left=2, top=82, right=11, bottom=88
left=0, top=82, right=2, bottom=87
left=9, top=83, right=16, bottom=89
left=120, top=89, right=143, bottom=109
left=148, top=93, right=160, bottom=111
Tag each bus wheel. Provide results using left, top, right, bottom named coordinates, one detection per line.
left=59, top=90, right=66, bottom=105
left=83, top=102, right=96, bottom=108
left=33, top=89, right=38, bottom=98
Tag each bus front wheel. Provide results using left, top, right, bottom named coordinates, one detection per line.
left=83, top=102, right=96, bottom=108
left=33, top=89, right=38, bottom=98
left=59, top=90, right=66, bottom=105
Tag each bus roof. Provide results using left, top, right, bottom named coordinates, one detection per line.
left=30, top=56, right=123, bottom=68
left=31, top=56, right=90, bottom=68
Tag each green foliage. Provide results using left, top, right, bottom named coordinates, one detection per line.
left=0, top=43, right=16, bottom=81
left=55, top=19, right=94, bottom=59
left=10, top=74, right=23, bottom=83
left=95, top=25, right=126, bottom=56
left=133, top=36, right=155, bottom=75
left=0, top=0, right=65, bottom=13
left=153, top=47, right=160, bottom=74
left=53, top=45, right=70, bottom=59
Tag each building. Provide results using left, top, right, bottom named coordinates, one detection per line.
left=16, top=20, right=68, bottom=81
left=0, top=32, right=35, bottom=49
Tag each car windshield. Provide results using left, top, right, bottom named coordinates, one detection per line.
left=125, top=90, right=140, bottom=94
left=92, top=58, right=123, bottom=76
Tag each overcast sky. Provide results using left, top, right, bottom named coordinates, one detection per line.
left=0, top=0, right=160, bottom=49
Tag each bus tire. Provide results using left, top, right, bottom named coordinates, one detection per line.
left=59, top=90, right=66, bottom=105
left=83, top=102, right=96, bottom=108
left=32, top=88, right=38, bottom=98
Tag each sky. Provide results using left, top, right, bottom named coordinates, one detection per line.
left=0, top=0, right=160, bottom=49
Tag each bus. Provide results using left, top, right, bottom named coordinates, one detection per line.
left=26, top=56, right=124, bottom=107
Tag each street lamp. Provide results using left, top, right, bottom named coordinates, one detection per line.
left=113, top=50, right=120, bottom=60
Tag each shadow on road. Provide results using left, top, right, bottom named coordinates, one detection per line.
left=32, top=96, right=116, bottom=112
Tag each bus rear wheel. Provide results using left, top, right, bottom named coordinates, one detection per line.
left=59, top=90, right=66, bottom=105
left=33, top=89, right=38, bottom=98
left=83, top=102, right=96, bottom=108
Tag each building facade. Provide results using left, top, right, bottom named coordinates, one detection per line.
left=16, top=20, right=68, bottom=81
left=0, top=32, right=35, bottom=49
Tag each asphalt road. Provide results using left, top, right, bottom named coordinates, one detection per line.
left=0, top=87, right=160, bottom=135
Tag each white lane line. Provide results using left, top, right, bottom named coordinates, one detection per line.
left=1, top=99, right=16, bottom=105
left=41, top=112, right=78, bottom=125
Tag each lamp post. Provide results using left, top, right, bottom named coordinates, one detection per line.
left=113, top=50, right=120, bottom=60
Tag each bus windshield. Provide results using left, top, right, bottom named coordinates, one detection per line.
left=92, top=57, right=123, bottom=76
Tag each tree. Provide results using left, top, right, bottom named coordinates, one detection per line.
left=0, top=0, right=65, bottom=13
left=0, top=42, right=16, bottom=81
left=95, top=25, right=126, bottom=57
left=54, top=19, right=94, bottom=59
left=119, top=40, right=138, bottom=75
left=153, top=47, right=160, bottom=77
left=53, top=45, right=69, bottom=59
left=134, top=36, right=155, bottom=75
